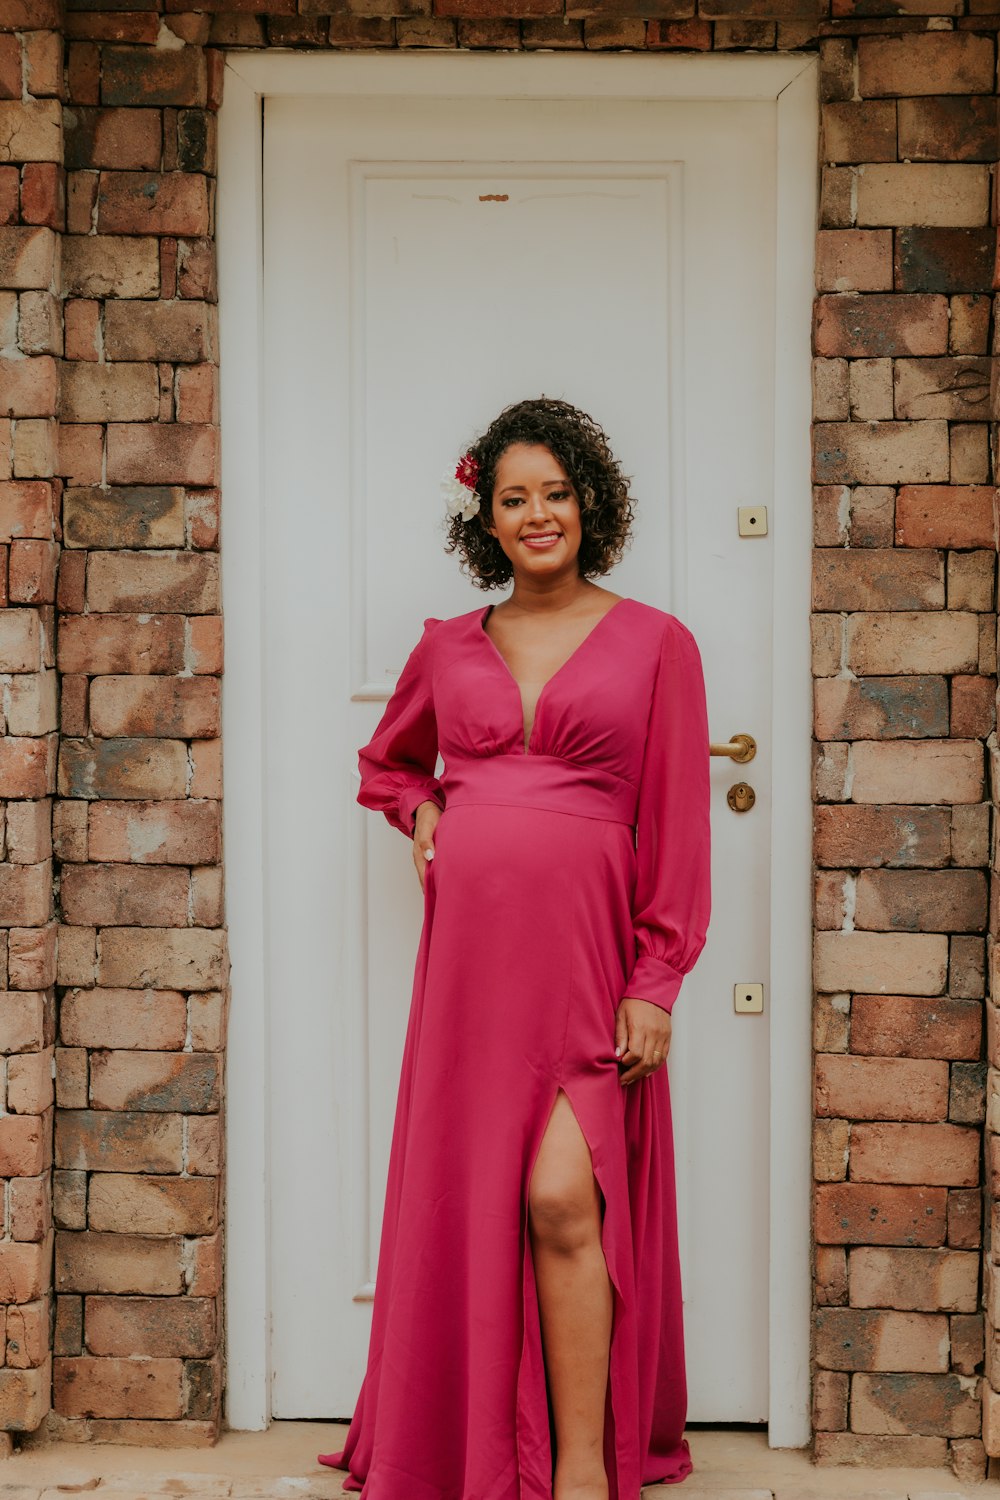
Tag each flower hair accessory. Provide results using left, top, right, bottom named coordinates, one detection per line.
left=442, top=451, right=481, bottom=523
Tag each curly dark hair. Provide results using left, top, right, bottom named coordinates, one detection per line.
left=442, top=396, right=636, bottom=590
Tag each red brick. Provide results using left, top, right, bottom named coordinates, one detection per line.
left=850, top=1122, right=980, bottom=1186
left=6, top=1299, right=49, bottom=1369
left=815, top=1183, right=947, bottom=1245
left=854, top=869, right=986, bottom=932
left=58, top=614, right=185, bottom=675
left=89, top=677, right=220, bottom=739
left=895, top=485, right=994, bottom=547
left=96, top=172, right=210, bottom=237
left=857, top=33, right=995, bottom=95
left=55, top=1110, right=184, bottom=1174
left=851, top=1371, right=979, bottom=1436
left=816, top=1056, right=949, bottom=1121
left=60, top=987, right=187, bottom=1050
left=0, top=1234, right=53, bottom=1304
left=89, top=1050, right=220, bottom=1113
left=86, top=550, right=220, bottom=613
left=58, top=738, right=189, bottom=802
left=895, top=227, right=995, bottom=294
left=54, top=1355, right=184, bottom=1420
left=87, top=1173, right=218, bottom=1236
left=814, top=294, right=949, bottom=357
left=85, top=1295, right=215, bottom=1358
left=55, top=1231, right=184, bottom=1295
left=100, top=46, right=208, bottom=108
left=849, top=1246, right=978, bottom=1311
left=814, top=805, right=951, bottom=869
left=813, top=549, right=945, bottom=610
left=851, top=995, right=981, bottom=1059
left=815, top=1307, right=949, bottom=1372
left=0, top=1112, right=46, bottom=1175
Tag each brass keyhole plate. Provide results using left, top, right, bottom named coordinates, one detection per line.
left=727, top=782, right=755, bottom=813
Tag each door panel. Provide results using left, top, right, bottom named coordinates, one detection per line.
left=262, top=92, right=775, bottom=1421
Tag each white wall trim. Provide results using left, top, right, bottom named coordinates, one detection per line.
left=217, top=47, right=819, bottom=1440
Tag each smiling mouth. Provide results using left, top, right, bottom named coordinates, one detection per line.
left=520, top=532, right=562, bottom=546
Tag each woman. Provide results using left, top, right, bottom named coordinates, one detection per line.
left=319, top=396, right=712, bottom=1500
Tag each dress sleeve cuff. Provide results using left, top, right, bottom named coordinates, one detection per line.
left=623, top=953, right=685, bottom=1014
left=398, top=783, right=445, bottom=835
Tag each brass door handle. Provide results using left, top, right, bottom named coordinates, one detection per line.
left=710, top=733, right=756, bottom=764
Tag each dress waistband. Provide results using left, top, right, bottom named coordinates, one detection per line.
left=442, top=755, right=637, bottom=826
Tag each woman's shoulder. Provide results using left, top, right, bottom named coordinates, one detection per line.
left=622, top=597, right=699, bottom=649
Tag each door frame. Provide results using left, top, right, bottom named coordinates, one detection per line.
left=217, top=48, right=818, bottom=1445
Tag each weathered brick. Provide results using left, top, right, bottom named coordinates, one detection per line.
left=105, top=424, right=218, bottom=487
left=0, top=1358, right=51, bottom=1432
left=897, top=97, right=998, bottom=164
left=61, top=363, right=160, bottom=425
left=857, top=33, right=995, bottom=95
left=0, top=1233, right=52, bottom=1304
left=58, top=738, right=189, bottom=801
left=55, top=1110, right=184, bottom=1174
left=845, top=611, right=979, bottom=675
left=895, top=227, right=995, bottom=294
left=54, top=1355, right=184, bottom=1420
left=89, top=677, right=220, bottom=739
left=813, top=676, right=947, bottom=740
left=893, top=364, right=989, bottom=429
left=815, top=932, right=949, bottom=996
left=58, top=613, right=186, bottom=674
left=850, top=1122, right=980, bottom=1185
left=851, top=740, right=983, bottom=804
left=88, top=1173, right=218, bottom=1236
left=814, top=294, right=948, bottom=357
left=55, top=1231, right=184, bottom=1295
left=815, top=1307, right=949, bottom=1372
left=97, top=172, right=210, bottom=237
left=854, top=869, right=986, bottom=933
left=816, top=230, right=893, bottom=293
left=814, top=421, right=950, bottom=486
left=100, top=46, right=208, bottom=108
left=6, top=1298, right=49, bottom=1368
left=894, top=484, right=994, bottom=546
left=60, top=987, right=187, bottom=1050
left=85, top=1294, right=215, bottom=1359
left=849, top=1246, right=978, bottom=1311
left=89, top=1049, right=221, bottom=1112
left=103, top=300, right=215, bottom=363
left=814, top=805, right=951, bottom=869
left=851, top=1371, right=979, bottom=1436
left=851, top=995, right=981, bottom=1059
left=8, top=1047, right=54, bottom=1114
left=60, top=863, right=189, bottom=927
left=857, top=165, right=990, bottom=230
left=94, top=927, right=226, bottom=994
left=0, top=480, right=55, bottom=540
left=86, top=550, right=220, bottom=613
left=816, top=1056, right=949, bottom=1120
left=813, top=550, right=945, bottom=611
left=813, top=1368, right=849, bottom=1431
left=9, top=1172, right=49, bottom=1241
left=821, top=101, right=895, bottom=164
left=65, top=107, right=162, bottom=172
left=0, top=1112, right=47, bottom=1175
left=62, top=235, right=159, bottom=299
left=816, top=1184, right=948, bottom=1246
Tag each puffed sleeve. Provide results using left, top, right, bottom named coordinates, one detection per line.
left=624, top=615, right=712, bottom=1014
left=357, top=617, right=446, bottom=838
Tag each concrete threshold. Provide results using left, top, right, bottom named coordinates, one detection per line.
left=0, top=1425, right=992, bottom=1499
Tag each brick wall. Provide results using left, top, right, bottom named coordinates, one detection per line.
left=0, top=0, right=997, bottom=1472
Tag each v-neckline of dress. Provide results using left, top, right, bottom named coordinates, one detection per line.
left=479, top=596, right=630, bottom=755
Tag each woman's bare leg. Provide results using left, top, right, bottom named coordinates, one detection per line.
left=528, top=1089, right=613, bottom=1500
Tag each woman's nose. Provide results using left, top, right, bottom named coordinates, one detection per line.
left=526, top=492, right=551, bottom=519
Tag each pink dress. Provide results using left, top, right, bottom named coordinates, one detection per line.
left=320, top=596, right=712, bottom=1500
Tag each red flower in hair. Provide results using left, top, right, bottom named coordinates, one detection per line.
left=455, top=452, right=479, bottom=490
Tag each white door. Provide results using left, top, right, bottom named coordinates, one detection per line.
left=261, top=88, right=779, bottom=1424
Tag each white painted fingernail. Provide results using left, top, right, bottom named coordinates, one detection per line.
left=614, top=1045, right=621, bottom=1057
left=424, top=847, right=434, bottom=859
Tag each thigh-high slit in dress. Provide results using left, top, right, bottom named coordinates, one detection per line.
left=319, top=596, right=712, bottom=1500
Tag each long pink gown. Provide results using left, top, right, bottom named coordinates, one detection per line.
left=320, top=595, right=712, bottom=1500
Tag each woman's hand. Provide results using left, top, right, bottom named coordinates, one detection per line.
left=412, top=800, right=442, bottom=891
left=614, top=996, right=672, bottom=1085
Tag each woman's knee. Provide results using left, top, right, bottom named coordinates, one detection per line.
left=528, top=1162, right=602, bottom=1254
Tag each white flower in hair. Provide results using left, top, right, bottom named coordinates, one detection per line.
left=442, top=451, right=482, bottom=522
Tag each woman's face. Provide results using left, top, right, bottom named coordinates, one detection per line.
left=485, top=442, right=583, bottom=580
